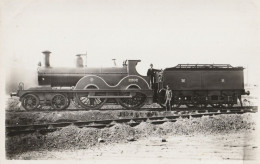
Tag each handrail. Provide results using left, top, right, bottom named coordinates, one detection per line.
left=175, top=64, right=233, bottom=68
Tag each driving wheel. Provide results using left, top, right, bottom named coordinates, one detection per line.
left=117, top=92, right=146, bottom=109
left=74, top=86, right=107, bottom=110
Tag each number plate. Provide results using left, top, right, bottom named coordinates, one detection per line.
left=128, top=79, right=138, bottom=82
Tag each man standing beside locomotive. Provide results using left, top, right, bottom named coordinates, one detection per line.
left=164, top=85, right=172, bottom=111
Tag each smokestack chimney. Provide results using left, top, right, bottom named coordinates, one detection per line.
left=42, top=50, right=51, bottom=67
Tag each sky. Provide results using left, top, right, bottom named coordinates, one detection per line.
left=1, top=0, right=260, bottom=93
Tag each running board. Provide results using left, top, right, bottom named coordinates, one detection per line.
left=88, top=95, right=132, bottom=98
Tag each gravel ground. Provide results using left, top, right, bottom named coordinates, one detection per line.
left=6, top=113, right=257, bottom=159
left=10, top=130, right=258, bottom=161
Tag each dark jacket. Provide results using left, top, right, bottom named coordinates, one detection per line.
left=147, top=68, right=159, bottom=77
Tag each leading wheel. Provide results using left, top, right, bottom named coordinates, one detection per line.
left=117, top=92, right=146, bottom=110
left=74, top=86, right=107, bottom=110
left=51, top=94, right=69, bottom=110
left=21, top=94, right=40, bottom=110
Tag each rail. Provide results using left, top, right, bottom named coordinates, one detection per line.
left=6, top=106, right=258, bottom=136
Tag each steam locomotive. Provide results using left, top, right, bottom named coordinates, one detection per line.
left=10, top=51, right=249, bottom=110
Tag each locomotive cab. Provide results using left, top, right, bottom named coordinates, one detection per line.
left=150, top=69, right=164, bottom=102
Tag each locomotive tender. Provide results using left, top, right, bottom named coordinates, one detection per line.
left=11, top=51, right=249, bottom=110
left=159, top=64, right=249, bottom=108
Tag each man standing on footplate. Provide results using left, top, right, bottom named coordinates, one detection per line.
left=147, top=63, right=157, bottom=89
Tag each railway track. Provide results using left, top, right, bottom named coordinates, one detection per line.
left=6, top=106, right=258, bottom=113
left=6, top=106, right=258, bottom=137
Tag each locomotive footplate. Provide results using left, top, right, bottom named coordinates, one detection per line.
left=13, top=88, right=153, bottom=110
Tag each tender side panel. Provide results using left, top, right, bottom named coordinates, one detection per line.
left=163, top=70, right=201, bottom=90
left=163, top=69, right=245, bottom=91
left=202, top=70, right=244, bottom=90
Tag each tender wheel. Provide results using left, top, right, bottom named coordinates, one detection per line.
left=160, top=103, right=180, bottom=109
left=74, top=86, right=107, bottom=110
left=200, top=104, right=208, bottom=108
left=220, top=103, right=234, bottom=108
left=117, top=92, right=146, bottom=109
left=193, top=103, right=208, bottom=108
left=51, top=94, right=69, bottom=110
left=186, top=101, right=208, bottom=108
left=210, top=103, right=221, bottom=108
left=21, top=94, right=40, bottom=110
left=185, top=103, right=196, bottom=108
left=172, top=103, right=181, bottom=108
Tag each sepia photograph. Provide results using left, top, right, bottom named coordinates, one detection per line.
left=0, top=0, right=259, bottom=163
